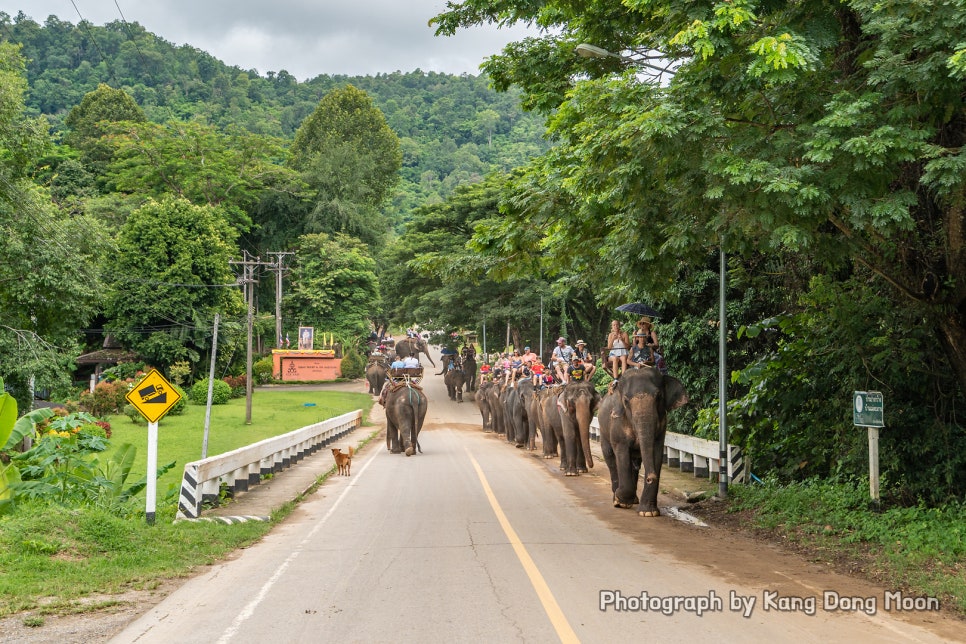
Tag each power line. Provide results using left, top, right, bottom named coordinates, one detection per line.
left=69, top=0, right=120, bottom=87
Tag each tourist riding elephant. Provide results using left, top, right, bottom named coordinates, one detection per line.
left=385, top=381, right=428, bottom=456
left=394, top=336, right=436, bottom=367
left=557, top=380, right=601, bottom=476
left=597, top=367, right=688, bottom=516
left=444, top=360, right=466, bottom=402
left=477, top=379, right=493, bottom=431
left=366, top=361, right=387, bottom=395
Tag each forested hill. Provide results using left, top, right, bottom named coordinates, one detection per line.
left=1, top=11, right=548, bottom=214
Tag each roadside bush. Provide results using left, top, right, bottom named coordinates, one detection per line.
left=340, top=345, right=365, bottom=379
left=168, top=361, right=191, bottom=386
left=222, top=375, right=246, bottom=398
left=166, top=384, right=188, bottom=415
left=78, top=380, right=129, bottom=416
left=253, top=357, right=275, bottom=384
left=189, top=378, right=232, bottom=405
left=123, top=404, right=146, bottom=425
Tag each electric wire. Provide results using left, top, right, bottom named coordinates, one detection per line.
left=69, top=0, right=121, bottom=88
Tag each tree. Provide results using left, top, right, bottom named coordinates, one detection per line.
left=104, top=120, right=300, bottom=233
left=433, top=0, right=966, bottom=498
left=289, top=85, right=401, bottom=247
left=64, top=83, right=146, bottom=153
left=0, top=42, right=105, bottom=406
left=283, top=233, right=380, bottom=341
left=439, top=0, right=966, bottom=368
left=380, top=173, right=608, bottom=353
left=104, top=197, right=243, bottom=369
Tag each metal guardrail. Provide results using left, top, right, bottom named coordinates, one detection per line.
left=589, top=417, right=747, bottom=483
left=176, top=410, right=362, bottom=520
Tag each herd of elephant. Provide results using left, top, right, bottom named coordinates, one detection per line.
left=476, top=365, right=688, bottom=517
left=366, top=334, right=690, bottom=517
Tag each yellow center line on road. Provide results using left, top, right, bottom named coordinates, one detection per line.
left=466, top=449, right=580, bottom=644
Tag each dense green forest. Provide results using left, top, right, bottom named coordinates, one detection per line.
left=2, top=11, right=548, bottom=224
left=2, top=3, right=966, bottom=508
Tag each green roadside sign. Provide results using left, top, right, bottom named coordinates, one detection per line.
left=853, top=391, right=884, bottom=428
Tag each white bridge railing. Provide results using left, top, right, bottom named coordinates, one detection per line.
left=590, top=417, right=747, bottom=483
left=176, top=410, right=362, bottom=520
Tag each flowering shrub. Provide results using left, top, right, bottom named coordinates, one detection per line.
left=222, top=375, right=247, bottom=399
left=77, top=381, right=129, bottom=416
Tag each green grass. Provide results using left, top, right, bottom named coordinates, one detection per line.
left=0, top=387, right=376, bottom=618
left=729, top=477, right=966, bottom=616
left=106, top=387, right=375, bottom=493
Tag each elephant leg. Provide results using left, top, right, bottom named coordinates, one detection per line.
left=560, top=418, right=578, bottom=476
left=405, top=425, right=416, bottom=456
left=600, top=436, right=624, bottom=506
left=613, top=442, right=641, bottom=508
left=637, top=439, right=663, bottom=517
left=575, top=440, right=589, bottom=474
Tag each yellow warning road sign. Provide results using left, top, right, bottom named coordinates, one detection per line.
left=125, top=369, right=182, bottom=423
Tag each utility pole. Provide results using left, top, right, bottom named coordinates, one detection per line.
left=266, top=251, right=294, bottom=347
left=230, top=251, right=266, bottom=424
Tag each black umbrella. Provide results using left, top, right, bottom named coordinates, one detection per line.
left=616, top=302, right=661, bottom=318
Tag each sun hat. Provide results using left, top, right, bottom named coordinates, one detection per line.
left=576, top=339, right=586, bottom=345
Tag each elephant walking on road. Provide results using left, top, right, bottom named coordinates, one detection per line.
left=444, top=361, right=466, bottom=402
left=366, top=361, right=387, bottom=395
left=385, top=382, right=428, bottom=456
left=597, top=368, right=688, bottom=516
left=477, top=379, right=493, bottom=431
left=557, top=380, right=601, bottom=476
left=394, top=336, right=436, bottom=368
left=462, top=354, right=478, bottom=391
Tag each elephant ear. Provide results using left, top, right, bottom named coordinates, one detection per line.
left=664, top=376, right=690, bottom=411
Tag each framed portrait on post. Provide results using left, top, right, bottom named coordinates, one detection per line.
left=298, top=326, right=314, bottom=350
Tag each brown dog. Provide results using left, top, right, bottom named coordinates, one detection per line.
left=331, top=446, right=354, bottom=476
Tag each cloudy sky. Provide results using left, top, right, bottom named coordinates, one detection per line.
left=0, top=1, right=539, bottom=79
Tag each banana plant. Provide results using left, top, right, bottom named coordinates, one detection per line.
left=1, top=379, right=55, bottom=514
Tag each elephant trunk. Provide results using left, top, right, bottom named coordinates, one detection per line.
left=630, top=394, right=660, bottom=483
left=576, top=402, right=594, bottom=470
left=422, top=346, right=436, bottom=367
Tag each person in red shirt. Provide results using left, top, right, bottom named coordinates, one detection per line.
left=530, top=360, right=545, bottom=387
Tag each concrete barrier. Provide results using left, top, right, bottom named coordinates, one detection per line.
left=176, top=410, right=362, bottom=520
left=590, top=416, right=748, bottom=483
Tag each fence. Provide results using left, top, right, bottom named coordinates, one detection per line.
left=176, top=410, right=362, bottom=520
left=589, top=417, right=748, bottom=483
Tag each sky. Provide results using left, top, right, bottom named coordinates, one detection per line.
left=0, top=1, right=540, bottom=80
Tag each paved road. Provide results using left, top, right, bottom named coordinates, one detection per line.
left=112, top=355, right=963, bottom=643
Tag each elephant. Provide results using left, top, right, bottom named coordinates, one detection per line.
left=444, top=362, right=466, bottom=402
left=538, top=386, right=564, bottom=467
left=366, top=361, right=387, bottom=395
left=519, top=379, right=541, bottom=451
left=503, top=383, right=527, bottom=448
left=477, top=379, right=493, bottom=431
left=597, top=367, right=688, bottom=516
left=557, top=380, right=601, bottom=476
left=462, top=353, right=478, bottom=391
left=384, top=381, right=428, bottom=456
left=393, top=336, right=436, bottom=367
left=485, top=380, right=507, bottom=436
left=505, top=379, right=537, bottom=449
